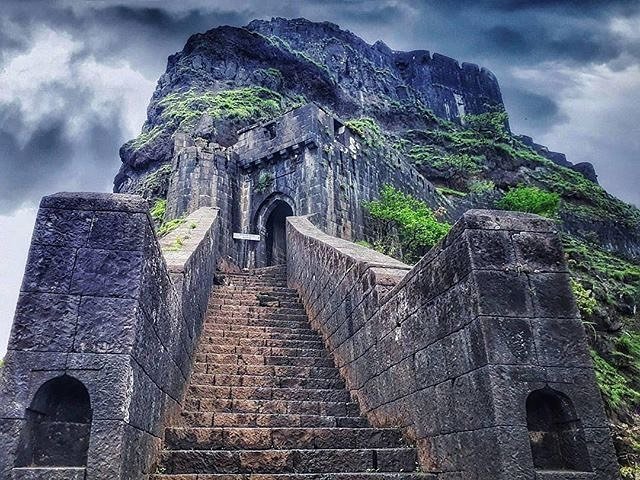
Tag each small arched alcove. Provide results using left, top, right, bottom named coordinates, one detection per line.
left=526, top=387, right=591, bottom=472
left=16, top=375, right=92, bottom=468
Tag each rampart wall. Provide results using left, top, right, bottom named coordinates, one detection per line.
left=286, top=210, right=620, bottom=479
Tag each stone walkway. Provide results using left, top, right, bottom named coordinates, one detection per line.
left=153, top=266, right=431, bottom=479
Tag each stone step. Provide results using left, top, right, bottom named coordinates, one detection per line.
left=190, top=374, right=343, bottom=390
left=202, top=324, right=318, bottom=336
left=210, top=298, right=302, bottom=308
left=196, top=344, right=328, bottom=357
left=164, top=427, right=406, bottom=450
left=204, top=318, right=312, bottom=330
left=222, top=279, right=289, bottom=288
left=193, top=364, right=340, bottom=379
left=210, top=291, right=300, bottom=300
left=206, top=307, right=308, bottom=317
left=194, top=354, right=335, bottom=368
left=187, top=386, right=352, bottom=403
left=220, top=284, right=298, bottom=296
left=153, top=474, right=432, bottom=480
left=184, top=398, right=360, bottom=417
left=201, top=330, right=322, bottom=344
left=200, top=336, right=325, bottom=349
left=158, top=448, right=418, bottom=474
left=181, top=412, right=368, bottom=428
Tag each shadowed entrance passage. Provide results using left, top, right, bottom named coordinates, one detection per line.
left=265, top=200, right=293, bottom=266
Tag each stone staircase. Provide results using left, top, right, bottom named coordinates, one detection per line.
left=153, top=266, right=429, bottom=479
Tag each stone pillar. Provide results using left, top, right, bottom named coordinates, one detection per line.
left=0, top=193, right=218, bottom=480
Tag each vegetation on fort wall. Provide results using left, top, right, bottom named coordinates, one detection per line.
left=591, top=350, right=640, bottom=411
left=345, top=117, right=384, bottom=148
left=255, top=172, right=274, bottom=193
left=497, top=185, right=560, bottom=218
left=362, top=185, right=450, bottom=263
left=159, top=87, right=284, bottom=130
left=564, top=234, right=640, bottom=425
left=127, top=87, right=286, bottom=152
left=157, top=217, right=185, bottom=237
left=394, top=108, right=640, bottom=229
left=150, top=198, right=167, bottom=223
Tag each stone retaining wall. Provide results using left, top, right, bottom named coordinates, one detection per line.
left=286, top=210, right=620, bottom=480
left=0, top=193, right=218, bottom=480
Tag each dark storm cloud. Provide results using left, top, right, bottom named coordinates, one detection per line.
left=501, top=86, right=568, bottom=130
left=0, top=83, right=128, bottom=213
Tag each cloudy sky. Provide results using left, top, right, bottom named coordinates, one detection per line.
left=0, top=0, right=639, bottom=355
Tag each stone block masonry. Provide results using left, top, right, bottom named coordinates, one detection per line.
left=287, top=210, right=620, bottom=480
left=0, top=193, right=218, bottom=480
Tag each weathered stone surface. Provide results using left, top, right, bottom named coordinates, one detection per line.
left=73, top=297, right=138, bottom=353
left=9, top=293, right=79, bottom=352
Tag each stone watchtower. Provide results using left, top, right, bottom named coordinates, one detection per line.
left=0, top=104, right=620, bottom=479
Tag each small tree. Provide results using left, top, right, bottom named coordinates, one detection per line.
left=363, top=185, right=451, bottom=263
left=497, top=185, right=560, bottom=218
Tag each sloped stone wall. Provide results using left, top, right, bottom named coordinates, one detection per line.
left=0, top=193, right=218, bottom=480
left=286, top=211, right=620, bottom=480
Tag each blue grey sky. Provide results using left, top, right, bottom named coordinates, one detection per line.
left=1, top=0, right=639, bottom=354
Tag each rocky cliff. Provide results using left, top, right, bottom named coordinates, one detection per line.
left=114, top=17, right=640, bottom=475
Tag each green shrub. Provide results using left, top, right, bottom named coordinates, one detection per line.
left=463, top=110, right=510, bottom=143
left=497, top=185, right=560, bottom=218
left=256, top=172, right=274, bottom=193
left=570, top=279, right=598, bottom=317
left=150, top=199, right=167, bottom=222
left=157, top=217, right=185, bottom=237
left=345, top=117, right=384, bottom=148
left=617, top=332, right=640, bottom=375
left=468, top=179, right=495, bottom=194
left=363, top=185, right=451, bottom=263
left=590, top=350, right=640, bottom=411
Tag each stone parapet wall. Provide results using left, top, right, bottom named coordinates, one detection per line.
left=0, top=193, right=218, bottom=480
left=286, top=211, right=620, bottom=480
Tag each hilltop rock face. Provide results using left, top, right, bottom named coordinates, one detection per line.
left=113, top=17, right=636, bottom=261
left=114, top=17, right=505, bottom=192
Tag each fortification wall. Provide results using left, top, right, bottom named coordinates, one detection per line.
left=286, top=211, right=620, bottom=479
left=166, top=134, right=240, bottom=267
left=0, top=194, right=218, bottom=480
left=165, top=104, right=440, bottom=268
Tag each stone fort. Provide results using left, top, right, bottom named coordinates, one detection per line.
left=0, top=102, right=620, bottom=479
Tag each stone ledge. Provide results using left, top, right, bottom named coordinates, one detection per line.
left=159, top=207, right=219, bottom=273
left=40, top=192, right=149, bottom=213
left=288, top=215, right=411, bottom=273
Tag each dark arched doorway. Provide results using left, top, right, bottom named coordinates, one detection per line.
left=526, top=387, right=591, bottom=472
left=265, top=200, right=294, bottom=266
left=16, top=375, right=92, bottom=468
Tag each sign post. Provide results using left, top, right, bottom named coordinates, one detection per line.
left=233, top=232, right=261, bottom=241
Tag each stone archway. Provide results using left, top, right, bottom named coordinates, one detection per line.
left=254, top=193, right=295, bottom=267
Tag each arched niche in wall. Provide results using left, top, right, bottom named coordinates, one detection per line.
left=15, top=375, right=92, bottom=468
left=253, top=192, right=296, bottom=267
left=526, top=386, right=591, bottom=472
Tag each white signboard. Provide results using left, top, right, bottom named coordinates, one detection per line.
left=233, top=232, right=261, bottom=241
